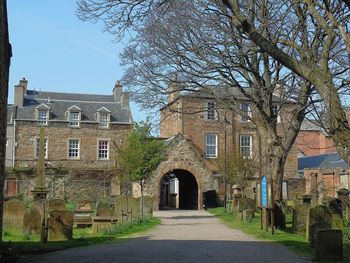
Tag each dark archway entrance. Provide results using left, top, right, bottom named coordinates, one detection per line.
left=159, top=169, right=198, bottom=210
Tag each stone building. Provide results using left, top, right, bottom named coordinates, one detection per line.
left=298, top=152, right=349, bottom=200
left=152, top=84, right=298, bottom=210
left=5, top=78, right=132, bottom=200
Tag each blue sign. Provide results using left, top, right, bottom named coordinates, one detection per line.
left=261, top=175, right=267, bottom=208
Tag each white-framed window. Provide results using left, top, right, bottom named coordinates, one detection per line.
left=240, top=103, right=252, bottom=121
left=272, top=104, right=281, bottom=123
left=35, top=137, right=48, bottom=159
left=38, top=110, right=48, bottom=125
left=97, top=140, right=109, bottom=160
left=240, top=135, right=253, bottom=158
left=68, top=139, right=80, bottom=159
left=69, top=112, right=80, bottom=127
left=99, top=113, right=109, bottom=128
left=206, top=101, right=217, bottom=120
left=205, top=133, right=218, bottom=158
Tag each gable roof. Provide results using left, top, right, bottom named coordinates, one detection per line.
left=12, top=90, right=132, bottom=123
left=298, top=152, right=349, bottom=172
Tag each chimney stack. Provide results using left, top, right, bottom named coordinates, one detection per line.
left=14, top=78, right=28, bottom=107
left=167, top=77, right=180, bottom=103
left=121, top=93, right=130, bottom=109
left=19, top=77, right=28, bottom=93
left=113, top=80, right=122, bottom=102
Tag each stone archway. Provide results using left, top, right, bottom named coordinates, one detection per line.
left=159, top=169, right=199, bottom=210
left=147, top=134, right=215, bottom=210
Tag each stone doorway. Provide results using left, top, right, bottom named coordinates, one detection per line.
left=159, top=169, right=198, bottom=210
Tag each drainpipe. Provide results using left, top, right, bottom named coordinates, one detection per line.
left=12, top=119, right=16, bottom=167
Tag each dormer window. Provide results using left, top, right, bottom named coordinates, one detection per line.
left=67, top=105, right=82, bottom=127
left=35, top=103, right=50, bottom=125
left=38, top=111, right=48, bottom=125
left=99, top=113, right=109, bottom=127
left=96, top=107, right=111, bottom=128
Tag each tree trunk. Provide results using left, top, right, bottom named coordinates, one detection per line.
left=140, top=183, right=144, bottom=220
left=0, top=0, right=11, bottom=242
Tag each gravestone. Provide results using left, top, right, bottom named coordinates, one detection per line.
left=78, top=199, right=92, bottom=210
left=310, top=222, right=331, bottom=248
left=3, top=199, right=26, bottom=230
left=49, top=199, right=66, bottom=212
left=274, top=202, right=286, bottom=229
left=23, top=206, right=42, bottom=235
left=316, top=230, right=343, bottom=261
left=238, top=197, right=256, bottom=212
left=242, top=209, right=254, bottom=222
left=48, top=210, right=74, bottom=241
left=337, top=188, right=350, bottom=220
left=292, top=204, right=310, bottom=233
left=309, top=205, right=332, bottom=227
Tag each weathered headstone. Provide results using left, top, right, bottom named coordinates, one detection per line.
left=3, top=199, right=26, bottom=230
left=48, top=210, right=74, bottom=241
left=309, top=205, right=332, bottom=227
left=78, top=199, right=92, bottom=210
left=242, top=209, right=254, bottom=222
left=337, top=188, right=350, bottom=220
left=23, top=206, right=42, bottom=235
left=292, top=204, right=310, bottom=233
left=48, top=199, right=66, bottom=212
left=310, top=222, right=331, bottom=248
left=238, top=197, right=256, bottom=212
left=316, top=230, right=343, bottom=261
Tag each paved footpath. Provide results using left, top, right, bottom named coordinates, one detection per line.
left=18, top=210, right=311, bottom=263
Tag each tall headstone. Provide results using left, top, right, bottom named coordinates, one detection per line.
left=3, top=199, right=26, bottom=230
left=23, top=206, right=42, bottom=235
left=48, top=210, right=74, bottom=241
left=316, top=230, right=343, bottom=261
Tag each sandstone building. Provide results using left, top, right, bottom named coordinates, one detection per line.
left=150, top=85, right=298, bottom=210
left=5, top=78, right=132, bottom=200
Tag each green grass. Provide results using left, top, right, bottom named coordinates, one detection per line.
left=1, top=217, right=160, bottom=258
left=208, top=207, right=350, bottom=262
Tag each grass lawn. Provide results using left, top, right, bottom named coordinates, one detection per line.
left=0, top=217, right=160, bottom=259
left=208, top=207, right=350, bottom=263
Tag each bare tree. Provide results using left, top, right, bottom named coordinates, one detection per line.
left=220, top=0, right=350, bottom=164
left=77, top=1, right=313, bottom=201
left=0, top=0, right=11, bottom=241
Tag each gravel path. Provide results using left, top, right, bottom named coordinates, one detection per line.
left=18, top=210, right=311, bottom=263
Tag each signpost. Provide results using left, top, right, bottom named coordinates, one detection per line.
left=261, top=176, right=268, bottom=232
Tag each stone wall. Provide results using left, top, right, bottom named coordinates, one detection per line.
left=15, top=121, right=131, bottom=169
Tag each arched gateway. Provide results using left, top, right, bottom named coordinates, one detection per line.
left=146, top=134, right=215, bottom=210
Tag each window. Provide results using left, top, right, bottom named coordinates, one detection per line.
left=35, top=138, right=48, bottom=159
left=240, top=103, right=252, bottom=121
left=272, top=105, right=281, bottom=123
left=98, top=140, right=109, bottom=160
left=68, top=139, right=80, bottom=159
left=69, top=112, right=80, bottom=126
left=206, top=101, right=217, bottom=120
left=205, top=133, right=218, bottom=158
left=38, top=110, right=48, bottom=125
left=99, top=113, right=109, bottom=128
left=240, top=135, right=252, bottom=158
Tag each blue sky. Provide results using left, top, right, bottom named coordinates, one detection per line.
left=7, top=1, right=146, bottom=122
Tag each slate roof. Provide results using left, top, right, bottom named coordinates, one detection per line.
left=10, top=90, right=132, bottom=123
left=298, top=152, right=349, bottom=172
